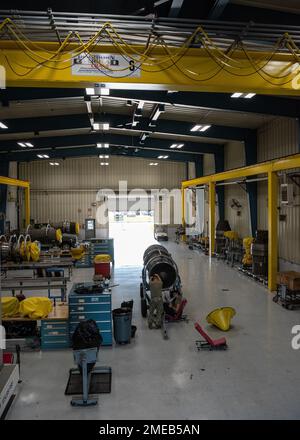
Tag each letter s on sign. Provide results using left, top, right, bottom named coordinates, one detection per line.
left=291, top=325, right=300, bottom=350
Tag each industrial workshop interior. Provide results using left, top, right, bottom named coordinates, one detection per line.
left=1, top=0, right=300, bottom=425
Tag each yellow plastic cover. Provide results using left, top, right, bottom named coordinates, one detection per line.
left=94, top=254, right=111, bottom=263
left=19, top=297, right=52, bottom=319
left=224, top=231, right=239, bottom=240
left=243, top=237, right=254, bottom=249
left=30, top=241, right=40, bottom=262
left=206, top=307, right=236, bottom=331
left=1, top=297, right=20, bottom=317
left=71, top=246, right=85, bottom=260
left=55, top=228, right=62, bottom=243
left=75, top=222, right=80, bottom=235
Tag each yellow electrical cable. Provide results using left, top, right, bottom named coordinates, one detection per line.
left=1, top=16, right=300, bottom=84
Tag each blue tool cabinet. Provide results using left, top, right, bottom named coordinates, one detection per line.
left=75, top=238, right=114, bottom=268
left=41, top=306, right=70, bottom=350
left=68, top=283, right=112, bottom=346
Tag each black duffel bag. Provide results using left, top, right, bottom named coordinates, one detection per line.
left=72, top=319, right=103, bottom=350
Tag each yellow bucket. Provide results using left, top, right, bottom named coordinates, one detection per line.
left=206, top=307, right=236, bottom=331
left=94, top=254, right=111, bottom=263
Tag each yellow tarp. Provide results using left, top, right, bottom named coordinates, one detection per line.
left=1, top=297, right=20, bottom=317
left=94, top=254, right=111, bottom=263
left=224, top=231, right=239, bottom=240
left=19, top=297, right=52, bottom=319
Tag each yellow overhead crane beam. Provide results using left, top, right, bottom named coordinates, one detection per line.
left=181, top=153, right=300, bottom=292
left=1, top=39, right=300, bottom=94
left=0, top=176, right=30, bottom=226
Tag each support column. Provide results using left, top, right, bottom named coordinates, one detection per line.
left=209, top=181, right=216, bottom=257
left=25, top=186, right=30, bottom=227
left=214, top=148, right=224, bottom=222
left=245, top=131, right=258, bottom=235
left=181, top=187, right=185, bottom=227
left=0, top=161, right=9, bottom=234
left=268, top=171, right=278, bottom=291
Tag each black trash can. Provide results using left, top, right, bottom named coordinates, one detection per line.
left=112, top=307, right=132, bottom=344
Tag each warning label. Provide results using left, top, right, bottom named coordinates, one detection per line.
left=72, top=53, right=141, bottom=78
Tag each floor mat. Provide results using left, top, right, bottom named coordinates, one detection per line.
left=65, top=367, right=112, bottom=395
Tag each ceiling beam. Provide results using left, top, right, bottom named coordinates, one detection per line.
left=1, top=144, right=202, bottom=163
left=2, top=88, right=299, bottom=118
left=0, top=113, right=253, bottom=142
left=0, top=133, right=221, bottom=156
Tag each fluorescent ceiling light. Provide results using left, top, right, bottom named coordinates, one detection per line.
left=0, top=122, right=8, bottom=129
left=25, top=142, right=33, bottom=147
left=200, top=125, right=211, bottom=132
left=99, top=87, right=109, bottom=96
left=99, top=155, right=109, bottom=158
left=191, top=124, right=211, bottom=132
left=170, top=143, right=184, bottom=149
left=93, top=122, right=109, bottom=130
left=231, top=92, right=243, bottom=98
left=231, top=92, right=256, bottom=99
left=97, top=143, right=109, bottom=149
left=86, top=87, right=95, bottom=95
left=149, top=162, right=158, bottom=166
left=37, top=154, right=49, bottom=159
left=18, top=142, right=26, bottom=147
left=100, top=162, right=109, bottom=166
left=50, top=162, right=59, bottom=166
left=245, top=93, right=256, bottom=99
left=158, top=155, right=168, bottom=159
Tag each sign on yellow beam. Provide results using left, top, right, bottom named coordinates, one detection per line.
left=1, top=40, right=300, bottom=95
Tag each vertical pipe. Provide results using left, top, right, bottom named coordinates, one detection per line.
left=268, top=171, right=278, bottom=291
left=209, top=181, right=216, bottom=257
left=25, top=186, right=30, bottom=227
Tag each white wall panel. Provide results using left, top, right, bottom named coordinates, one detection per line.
left=19, top=155, right=185, bottom=228
left=203, top=154, right=215, bottom=176
left=224, top=142, right=251, bottom=237
left=257, top=117, right=300, bottom=265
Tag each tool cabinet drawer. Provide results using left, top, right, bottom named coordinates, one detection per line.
left=69, top=294, right=111, bottom=305
left=69, top=310, right=111, bottom=322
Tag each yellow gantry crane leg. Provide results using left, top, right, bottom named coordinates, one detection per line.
left=182, top=152, right=300, bottom=291
left=0, top=176, right=30, bottom=227
left=208, top=182, right=216, bottom=257
left=181, top=187, right=185, bottom=228
left=268, top=171, right=279, bottom=292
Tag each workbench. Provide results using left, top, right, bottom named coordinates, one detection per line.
left=1, top=260, right=73, bottom=301
left=2, top=304, right=70, bottom=350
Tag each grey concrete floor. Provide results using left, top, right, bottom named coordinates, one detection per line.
left=6, top=242, right=300, bottom=420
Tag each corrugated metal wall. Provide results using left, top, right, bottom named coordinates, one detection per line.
left=257, top=117, right=300, bottom=265
left=19, top=156, right=186, bottom=224
left=224, top=142, right=251, bottom=237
